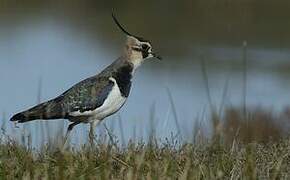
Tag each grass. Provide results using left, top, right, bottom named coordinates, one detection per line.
left=1, top=134, right=290, bottom=179
left=1, top=106, right=290, bottom=179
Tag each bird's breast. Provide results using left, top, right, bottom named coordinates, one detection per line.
left=74, top=77, right=126, bottom=121
left=92, top=77, right=127, bottom=119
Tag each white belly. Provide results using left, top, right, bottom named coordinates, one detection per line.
left=93, top=77, right=126, bottom=119
left=69, top=77, right=126, bottom=120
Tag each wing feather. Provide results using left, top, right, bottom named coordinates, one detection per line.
left=59, top=76, right=114, bottom=115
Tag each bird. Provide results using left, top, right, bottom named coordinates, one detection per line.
left=10, top=13, right=161, bottom=145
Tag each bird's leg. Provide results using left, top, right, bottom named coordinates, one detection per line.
left=89, top=120, right=100, bottom=146
left=63, top=121, right=80, bottom=148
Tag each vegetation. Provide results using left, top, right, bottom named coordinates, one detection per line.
left=1, top=136, right=290, bottom=179
left=1, top=106, right=290, bottom=179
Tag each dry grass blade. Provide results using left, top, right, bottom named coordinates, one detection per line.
left=166, top=88, right=182, bottom=141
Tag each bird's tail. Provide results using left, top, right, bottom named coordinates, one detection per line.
left=10, top=98, right=65, bottom=123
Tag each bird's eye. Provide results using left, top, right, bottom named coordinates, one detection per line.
left=142, top=44, right=149, bottom=50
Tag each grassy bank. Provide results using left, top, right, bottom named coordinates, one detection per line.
left=1, top=137, right=290, bottom=179
left=2, top=106, right=290, bottom=179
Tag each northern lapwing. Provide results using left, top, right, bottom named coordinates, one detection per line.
left=10, top=13, right=161, bottom=144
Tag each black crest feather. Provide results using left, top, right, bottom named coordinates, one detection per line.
left=112, top=12, right=147, bottom=42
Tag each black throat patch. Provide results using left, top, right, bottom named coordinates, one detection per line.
left=113, top=63, right=133, bottom=97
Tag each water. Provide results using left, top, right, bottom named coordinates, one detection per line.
left=1, top=3, right=290, bottom=146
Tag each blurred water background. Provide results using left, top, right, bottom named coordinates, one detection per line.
left=1, top=0, right=290, bottom=147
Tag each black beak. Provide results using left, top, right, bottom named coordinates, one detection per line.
left=151, top=52, right=162, bottom=60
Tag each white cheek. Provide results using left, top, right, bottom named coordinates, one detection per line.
left=147, top=54, right=153, bottom=58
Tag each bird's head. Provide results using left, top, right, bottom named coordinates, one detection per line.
left=112, top=13, right=161, bottom=68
